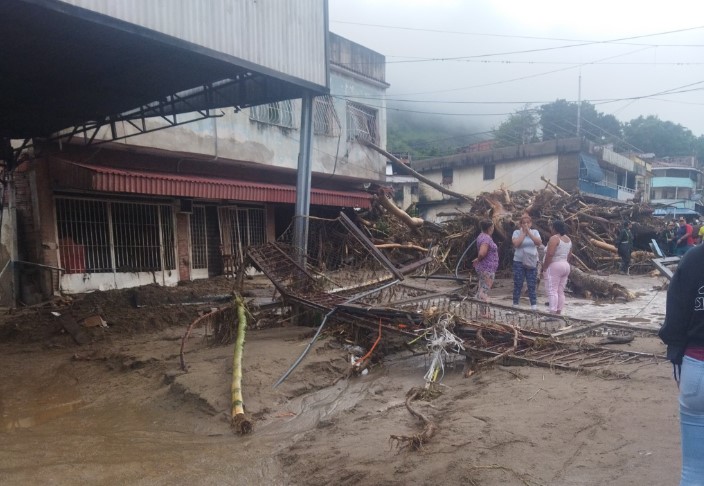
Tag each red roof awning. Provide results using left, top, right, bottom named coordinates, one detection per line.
left=48, top=159, right=372, bottom=209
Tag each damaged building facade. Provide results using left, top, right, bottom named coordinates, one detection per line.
left=7, top=2, right=388, bottom=300
left=411, top=138, right=651, bottom=221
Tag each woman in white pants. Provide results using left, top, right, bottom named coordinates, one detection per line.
left=542, top=220, right=572, bottom=315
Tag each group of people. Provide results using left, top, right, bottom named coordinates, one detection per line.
left=469, top=215, right=704, bottom=481
left=660, top=217, right=704, bottom=256
left=471, top=215, right=572, bottom=315
left=469, top=214, right=704, bottom=482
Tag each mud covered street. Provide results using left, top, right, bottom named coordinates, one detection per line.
left=0, top=273, right=682, bottom=485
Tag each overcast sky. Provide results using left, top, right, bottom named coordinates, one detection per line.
left=328, top=0, right=704, bottom=141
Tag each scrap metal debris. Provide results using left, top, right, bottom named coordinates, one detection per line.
left=248, top=213, right=665, bottom=389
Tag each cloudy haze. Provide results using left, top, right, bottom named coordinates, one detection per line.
left=329, top=0, right=704, bottom=141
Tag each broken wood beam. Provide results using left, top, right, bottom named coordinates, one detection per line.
left=360, top=139, right=473, bottom=202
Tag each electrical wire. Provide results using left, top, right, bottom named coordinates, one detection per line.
left=331, top=20, right=704, bottom=48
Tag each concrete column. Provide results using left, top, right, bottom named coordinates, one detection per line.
left=293, top=93, right=314, bottom=262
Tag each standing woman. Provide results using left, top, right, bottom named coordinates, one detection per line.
left=542, top=220, right=572, bottom=315
left=659, top=243, right=704, bottom=483
left=472, top=220, right=499, bottom=304
left=512, top=215, right=543, bottom=310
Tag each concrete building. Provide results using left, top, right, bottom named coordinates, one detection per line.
left=649, top=156, right=703, bottom=218
left=411, top=138, right=650, bottom=222
left=4, top=2, right=389, bottom=300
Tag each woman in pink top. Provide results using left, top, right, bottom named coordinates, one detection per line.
left=542, top=219, right=572, bottom=314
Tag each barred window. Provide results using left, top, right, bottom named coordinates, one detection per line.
left=346, top=101, right=378, bottom=143
left=190, top=206, right=208, bottom=269
left=249, top=100, right=297, bottom=129
left=56, top=198, right=175, bottom=274
left=218, top=206, right=266, bottom=264
left=313, top=96, right=340, bottom=136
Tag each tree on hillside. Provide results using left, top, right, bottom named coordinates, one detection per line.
left=622, top=115, right=696, bottom=157
left=386, top=109, right=485, bottom=158
left=492, top=108, right=540, bottom=148
left=695, top=135, right=704, bottom=163
left=539, top=99, right=622, bottom=145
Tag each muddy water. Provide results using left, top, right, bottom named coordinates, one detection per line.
left=0, top=355, right=417, bottom=486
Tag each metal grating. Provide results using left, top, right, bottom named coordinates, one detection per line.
left=249, top=100, right=298, bottom=129
left=219, top=206, right=266, bottom=265
left=347, top=101, right=378, bottom=143
left=190, top=205, right=208, bottom=269
left=313, top=95, right=340, bottom=136
left=56, top=197, right=176, bottom=274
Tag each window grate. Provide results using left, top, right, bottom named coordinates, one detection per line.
left=190, top=206, right=208, bottom=269
left=56, top=197, right=175, bottom=275
left=219, top=206, right=266, bottom=264
left=249, top=100, right=298, bottom=129
left=56, top=199, right=111, bottom=274
left=346, top=101, right=378, bottom=143
left=313, top=96, right=340, bottom=136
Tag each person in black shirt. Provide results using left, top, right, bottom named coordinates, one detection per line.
left=615, top=221, right=633, bottom=274
left=659, top=243, right=704, bottom=483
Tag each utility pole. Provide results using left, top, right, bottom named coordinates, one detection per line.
left=576, top=73, right=582, bottom=139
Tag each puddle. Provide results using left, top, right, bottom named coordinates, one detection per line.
left=0, top=371, right=84, bottom=431
left=1, top=398, right=83, bottom=431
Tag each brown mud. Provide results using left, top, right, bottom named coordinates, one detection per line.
left=0, top=273, right=682, bottom=485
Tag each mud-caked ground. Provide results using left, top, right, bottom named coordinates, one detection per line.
left=0, top=272, right=681, bottom=485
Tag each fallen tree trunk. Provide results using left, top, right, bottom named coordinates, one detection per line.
left=375, top=189, right=425, bottom=230
left=590, top=239, right=618, bottom=253
left=375, top=243, right=428, bottom=252
left=361, top=139, right=473, bottom=202
left=231, top=296, right=252, bottom=435
left=569, top=266, right=635, bottom=301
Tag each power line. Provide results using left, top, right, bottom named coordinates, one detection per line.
left=381, top=45, right=655, bottom=96
left=331, top=21, right=704, bottom=48
left=387, top=58, right=704, bottom=67
left=332, top=83, right=704, bottom=114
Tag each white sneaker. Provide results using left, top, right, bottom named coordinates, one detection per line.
left=531, top=305, right=538, bottom=311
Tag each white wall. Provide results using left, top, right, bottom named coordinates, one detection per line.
left=419, top=155, right=559, bottom=202
left=99, top=68, right=387, bottom=183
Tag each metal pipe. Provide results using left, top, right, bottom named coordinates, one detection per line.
left=273, top=278, right=400, bottom=388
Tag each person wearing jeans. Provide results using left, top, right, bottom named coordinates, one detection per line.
left=659, top=243, right=704, bottom=485
left=511, top=214, right=542, bottom=310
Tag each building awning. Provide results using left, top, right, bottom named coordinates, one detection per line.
left=653, top=208, right=700, bottom=217
left=48, top=159, right=372, bottom=209
left=580, top=153, right=604, bottom=183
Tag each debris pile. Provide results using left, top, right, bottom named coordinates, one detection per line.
left=359, top=181, right=665, bottom=277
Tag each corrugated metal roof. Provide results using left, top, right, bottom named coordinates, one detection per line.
left=1, top=1, right=327, bottom=138
left=59, top=0, right=328, bottom=88
left=49, top=159, right=371, bottom=208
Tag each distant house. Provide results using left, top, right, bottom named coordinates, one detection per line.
left=13, top=32, right=389, bottom=298
left=386, top=153, right=419, bottom=211
left=411, top=138, right=650, bottom=222
left=649, top=156, right=703, bottom=218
